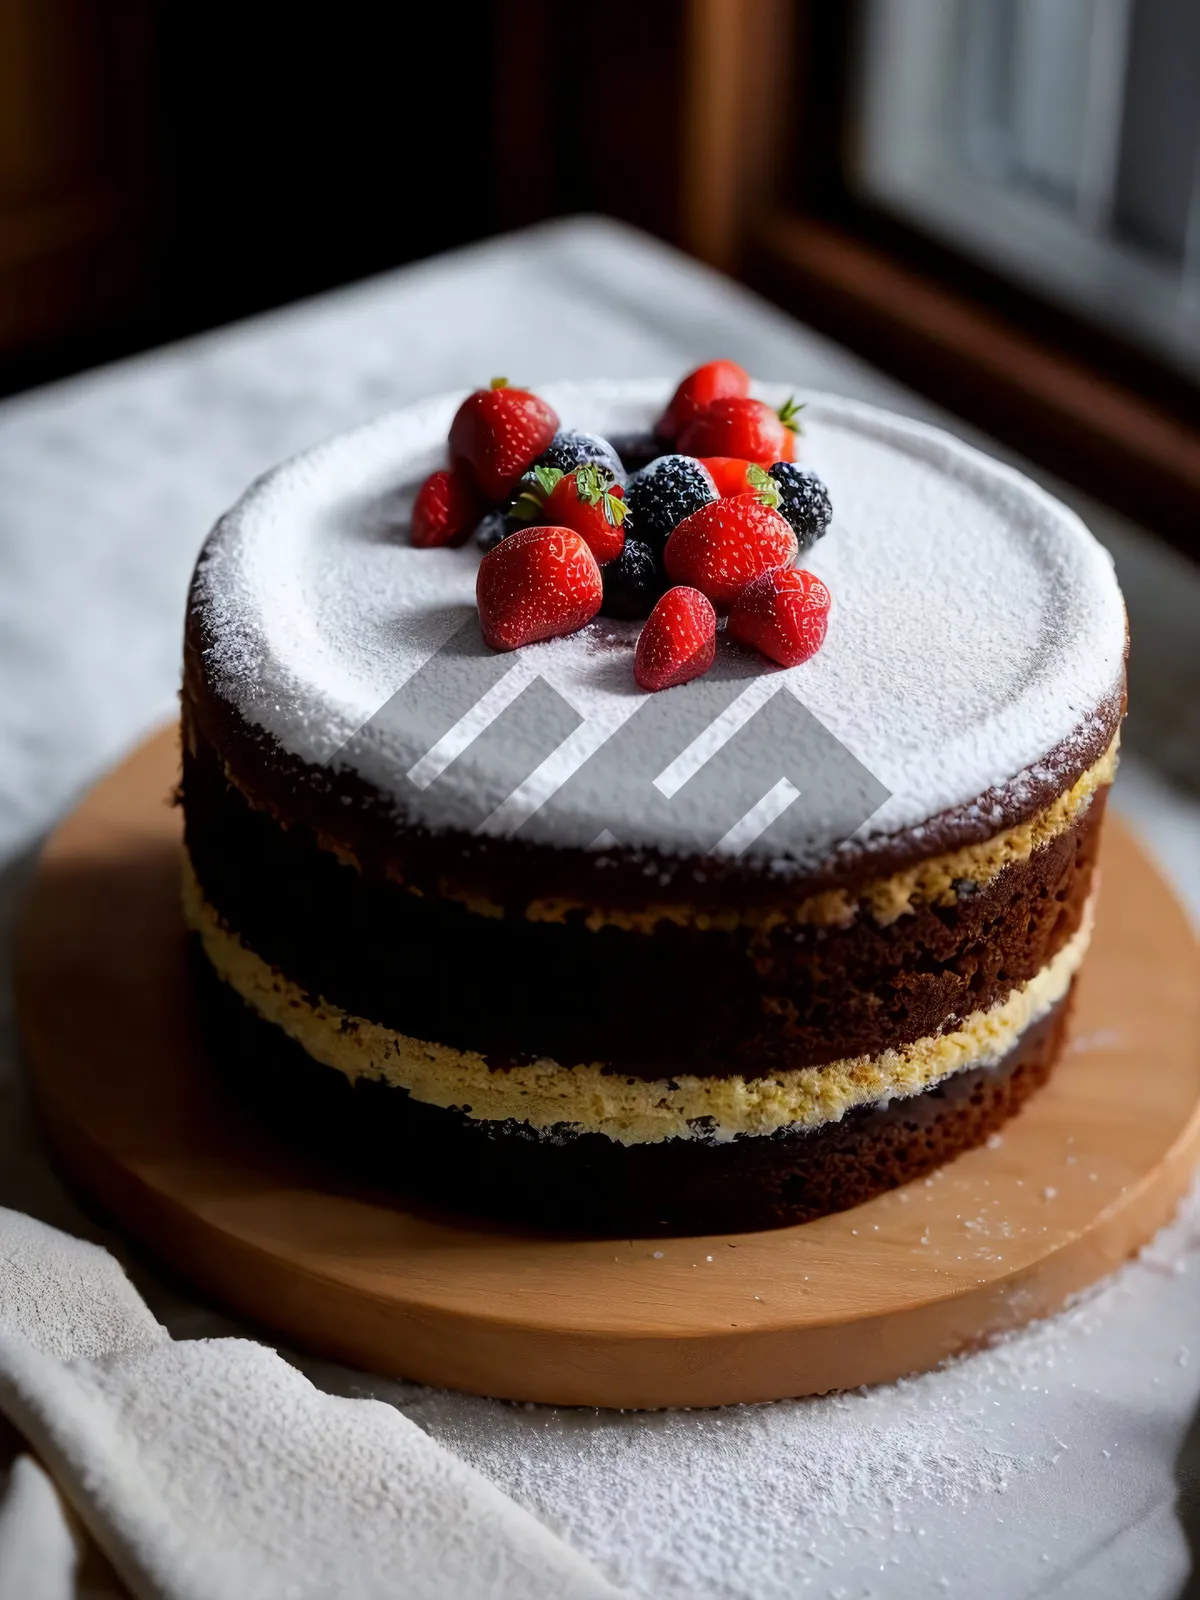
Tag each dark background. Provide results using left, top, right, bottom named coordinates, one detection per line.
left=2, top=0, right=1198, bottom=563
left=0, top=3, right=503, bottom=396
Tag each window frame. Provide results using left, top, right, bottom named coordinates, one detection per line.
left=678, top=0, right=1200, bottom=559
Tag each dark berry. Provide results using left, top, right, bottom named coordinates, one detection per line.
left=601, top=537, right=666, bottom=620
left=608, top=431, right=663, bottom=475
left=767, top=462, right=832, bottom=554
left=534, top=430, right=626, bottom=487
left=474, top=508, right=512, bottom=551
left=625, top=455, right=717, bottom=553
left=475, top=469, right=547, bottom=549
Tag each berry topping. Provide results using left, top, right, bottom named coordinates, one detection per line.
left=476, top=525, right=603, bottom=651
left=625, top=454, right=717, bottom=552
left=728, top=566, right=831, bottom=667
left=634, top=587, right=718, bottom=692
left=474, top=508, right=511, bottom=551
left=663, top=495, right=798, bottom=609
left=509, top=464, right=627, bottom=565
left=656, top=359, right=751, bottom=442
left=601, top=536, right=666, bottom=619
left=766, top=462, right=832, bottom=554
left=410, top=469, right=482, bottom=548
left=449, top=378, right=559, bottom=503
left=534, top=430, right=626, bottom=486
left=698, top=457, right=755, bottom=498
left=697, top=459, right=784, bottom=504
left=677, top=395, right=804, bottom=465
left=608, top=431, right=663, bottom=475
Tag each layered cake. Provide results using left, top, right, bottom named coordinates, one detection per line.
left=181, top=371, right=1126, bottom=1234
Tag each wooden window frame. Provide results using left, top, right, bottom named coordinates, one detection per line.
left=672, top=0, right=1200, bottom=558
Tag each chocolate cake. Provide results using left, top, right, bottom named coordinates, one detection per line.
left=181, top=378, right=1126, bottom=1233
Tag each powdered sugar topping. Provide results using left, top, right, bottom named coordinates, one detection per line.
left=191, top=380, right=1125, bottom=862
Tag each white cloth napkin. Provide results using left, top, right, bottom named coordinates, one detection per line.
left=0, top=1207, right=621, bottom=1600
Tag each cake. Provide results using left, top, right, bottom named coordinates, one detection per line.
left=181, top=374, right=1126, bottom=1234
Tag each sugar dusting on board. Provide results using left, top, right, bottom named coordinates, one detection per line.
left=190, top=379, right=1126, bottom=865
left=351, top=1180, right=1200, bottom=1600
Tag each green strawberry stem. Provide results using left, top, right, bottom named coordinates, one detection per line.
left=745, top=463, right=781, bottom=508
left=489, top=376, right=509, bottom=389
left=572, top=465, right=628, bottom=527
left=777, top=395, right=806, bottom=434
left=509, top=464, right=563, bottom=523
left=572, top=464, right=607, bottom=505
left=602, top=492, right=628, bottom=527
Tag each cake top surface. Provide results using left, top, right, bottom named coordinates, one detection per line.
left=191, top=380, right=1125, bottom=874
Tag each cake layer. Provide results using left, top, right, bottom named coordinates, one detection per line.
left=182, top=731, right=1107, bottom=1076
left=196, top=955, right=1074, bottom=1235
left=185, top=381, right=1127, bottom=894
left=185, top=844, right=1091, bottom=1144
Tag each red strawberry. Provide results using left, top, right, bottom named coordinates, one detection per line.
left=677, top=395, right=804, bottom=464
left=476, top=525, right=602, bottom=651
left=656, top=359, right=750, bottom=442
left=697, top=459, right=785, bottom=501
left=510, top=464, right=627, bottom=564
left=728, top=566, right=831, bottom=667
left=697, top=457, right=755, bottom=497
left=410, top=469, right=483, bottom=548
left=634, top=587, right=717, bottom=692
left=449, top=378, right=559, bottom=503
left=664, top=495, right=798, bottom=609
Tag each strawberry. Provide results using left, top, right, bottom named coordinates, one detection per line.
left=449, top=378, right=559, bottom=503
left=509, top=464, right=627, bottom=564
left=728, top=566, right=831, bottom=667
left=677, top=395, right=804, bottom=465
left=656, top=359, right=750, bottom=442
left=697, top=459, right=784, bottom=501
left=410, top=469, right=483, bottom=548
left=664, top=494, right=798, bottom=609
left=476, top=525, right=602, bottom=651
left=698, top=457, right=755, bottom=498
left=634, top=587, right=717, bottom=692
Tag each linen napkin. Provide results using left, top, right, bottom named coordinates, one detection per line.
left=0, top=1206, right=621, bottom=1600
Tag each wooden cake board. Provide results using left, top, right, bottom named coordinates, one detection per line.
left=15, top=725, right=1200, bottom=1409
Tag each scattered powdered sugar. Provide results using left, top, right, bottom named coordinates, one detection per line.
left=362, top=1180, right=1200, bottom=1599
left=406, top=1379, right=1022, bottom=1599
left=192, top=379, right=1126, bottom=863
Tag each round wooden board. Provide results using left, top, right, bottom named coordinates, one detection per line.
left=15, top=725, right=1200, bottom=1409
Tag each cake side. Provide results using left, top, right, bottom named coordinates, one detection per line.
left=180, top=375, right=1126, bottom=1231
left=196, top=951, right=1074, bottom=1235
left=180, top=723, right=1109, bottom=1082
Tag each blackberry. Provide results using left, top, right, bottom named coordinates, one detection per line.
left=625, top=455, right=717, bottom=552
left=767, top=462, right=832, bottom=555
left=608, top=431, right=662, bottom=475
left=534, top=430, right=626, bottom=487
left=475, top=467, right=550, bottom=550
left=601, top=537, right=665, bottom=619
left=474, top=510, right=508, bottom=551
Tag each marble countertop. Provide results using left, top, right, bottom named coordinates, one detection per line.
left=2, top=216, right=1198, bottom=1599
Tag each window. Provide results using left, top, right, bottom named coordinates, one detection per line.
left=855, top=0, right=1200, bottom=376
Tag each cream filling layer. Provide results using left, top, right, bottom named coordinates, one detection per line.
left=184, top=857, right=1092, bottom=1147
left=515, top=738, right=1118, bottom=931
